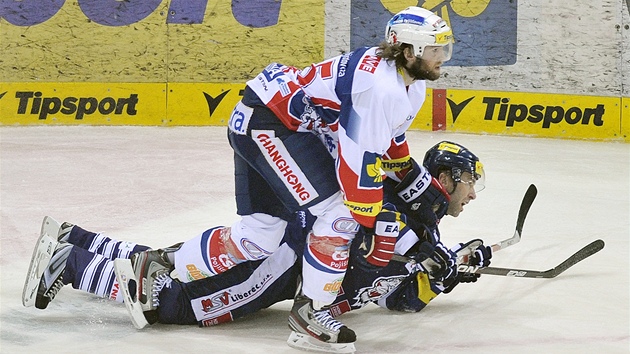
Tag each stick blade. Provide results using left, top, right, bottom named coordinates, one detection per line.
left=515, top=184, right=537, bottom=234
left=548, top=239, right=605, bottom=278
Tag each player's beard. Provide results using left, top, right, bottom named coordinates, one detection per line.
left=406, top=59, right=441, bottom=81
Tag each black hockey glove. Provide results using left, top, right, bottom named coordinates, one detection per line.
left=392, top=158, right=450, bottom=225
left=405, top=224, right=458, bottom=289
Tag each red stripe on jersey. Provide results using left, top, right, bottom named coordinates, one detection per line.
left=385, top=139, right=410, bottom=161
left=207, top=228, right=236, bottom=275
left=384, top=140, right=411, bottom=179
left=266, top=90, right=303, bottom=130
left=311, top=96, right=341, bottom=111
left=201, top=312, right=234, bottom=327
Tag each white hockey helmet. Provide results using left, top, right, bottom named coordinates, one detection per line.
left=385, top=6, right=454, bottom=62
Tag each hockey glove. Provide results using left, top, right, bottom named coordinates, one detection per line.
left=452, top=238, right=493, bottom=268
left=426, top=242, right=458, bottom=289
left=442, top=239, right=492, bottom=294
left=393, top=158, right=450, bottom=225
left=409, top=225, right=458, bottom=288
left=469, top=242, right=492, bottom=268
left=363, top=210, right=400, bottom=267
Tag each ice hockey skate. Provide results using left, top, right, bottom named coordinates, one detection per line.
left=287, top=294, right=356, bottom=354
left=114, top=248, right=173, bottom=328
left=114, top=258, right=149, bottom=329
left=22, top=216, right=72, bottom=307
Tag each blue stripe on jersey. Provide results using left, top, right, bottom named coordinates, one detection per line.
left=335, top=47, right=370, bottom=98
left=303, top=245, right=345, bottom=274
left=87, top=257, right=108, bottom=294
left=394, top=133, right=406, bottom=145
left=335, top=47, right=371, bottom=143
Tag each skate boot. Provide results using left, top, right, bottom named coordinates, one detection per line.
left=23, top=216, right=72, bottom=307
left=130, top=248, right=173, bottom=323
left=287, top=294, right=356, bottom=353
left=56, top=221, right=74, bottom=242
left=34, top=242, right=73, bottom=309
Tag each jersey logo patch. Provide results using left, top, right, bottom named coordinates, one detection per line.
left=359, top=152, right=383, bottom=188
left=358, top=55, right=380, bottom=74
left=353, top=275, right=407, bottom=307
left=228, top=101, right=253, bottom=135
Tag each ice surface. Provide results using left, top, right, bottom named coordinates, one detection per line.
left=1, top=126, right=628, bottom=353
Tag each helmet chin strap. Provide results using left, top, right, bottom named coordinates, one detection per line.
left=447, top=175, right=458, bottom=195
left=448, top=182, right=457, bottom=195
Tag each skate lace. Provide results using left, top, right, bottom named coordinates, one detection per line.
left=312, top=309, right=343, bottom=332
left=46, top=278, right=65, bottom=300
left=151, top=273, right=172, bottom=308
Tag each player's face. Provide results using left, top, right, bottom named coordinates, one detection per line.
left=444, top=172, right=477, bottom=217
left=405, top=56, right=442, bottom=81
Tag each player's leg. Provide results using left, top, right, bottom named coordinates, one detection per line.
left=167, top=141, right=294, bottom=280
left=163, top=242, right=302, bottom=327
left=226, top=115, right=341, bottom=260
left=229, top=115, right=358, bottom=348
left=288, top=193, right=358, bottom=348
left=23, top=216, right=125, bottom=307
left=60, top=222, right=150, bottom=259
left=226, top=146, right=295, bottom=261
left=25, top=240, right=126, bottom=309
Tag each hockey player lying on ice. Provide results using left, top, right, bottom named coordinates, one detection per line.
left=23, top=141, right=491, bottom=353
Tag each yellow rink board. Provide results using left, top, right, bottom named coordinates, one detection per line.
left=444, top=89, right=624, bottom=140
left=1, top=82, right=627, bottom=142
left=0, top=82, right=166, bottom=125
left=166, top=83, right=245, bottom=126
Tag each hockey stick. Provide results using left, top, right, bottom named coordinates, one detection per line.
left=475, top=239, right=605, bottom=278
left=391, top=184, right=537, bottom=265
left=490, top=184, right=537, bottom=252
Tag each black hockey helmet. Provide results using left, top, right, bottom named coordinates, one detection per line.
left=423, top=141, right=485, bottom=192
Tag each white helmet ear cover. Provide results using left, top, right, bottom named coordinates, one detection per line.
left=385, top=6, right=454, bottom=60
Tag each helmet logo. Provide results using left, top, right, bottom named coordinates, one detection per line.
left=437, top=142, right=462, bottom=154
left=388, top=30, right=398, bottom=44
left=390, top=13, right=427, bottom=26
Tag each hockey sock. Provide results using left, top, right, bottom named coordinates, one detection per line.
left=301, top=234, right=350, bottom=304
left=67, top=225, right=150, bottom=260
left=63, top=246, right=124, bottom=302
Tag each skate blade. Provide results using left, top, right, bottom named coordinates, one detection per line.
left=113, top=258, right=150, bottom=329
left=22, top=216, right=60, bottom=307
left=287, top=331, right=356, bottom=354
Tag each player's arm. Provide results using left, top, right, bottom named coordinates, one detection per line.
left=378, top=232, right=492, bottom=312
left=381, top=134, right=414, bottom=182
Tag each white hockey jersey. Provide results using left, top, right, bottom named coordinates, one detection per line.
left=246, top=47, right=427, bottom=227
